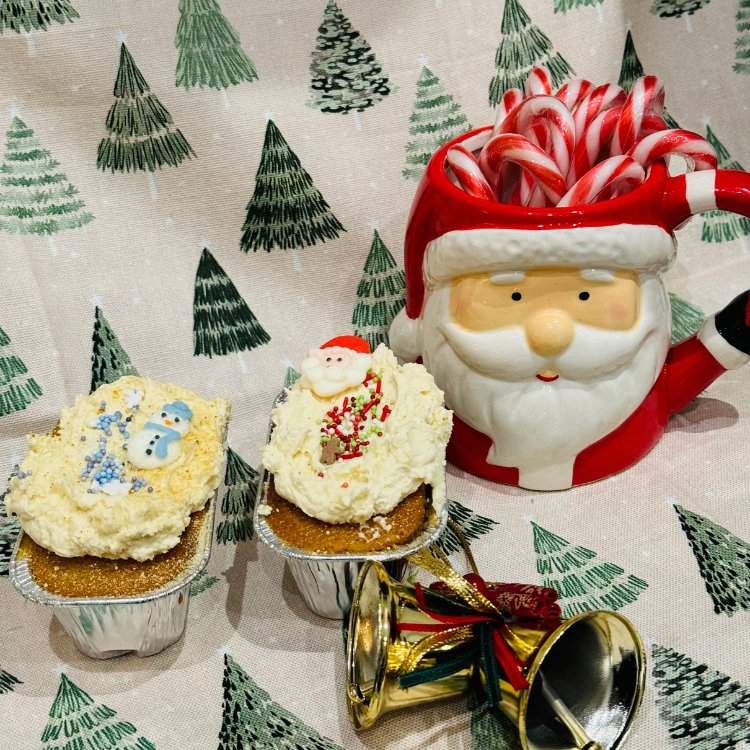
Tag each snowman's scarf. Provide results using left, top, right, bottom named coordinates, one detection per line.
left=143, top=422, right=182, bottom=459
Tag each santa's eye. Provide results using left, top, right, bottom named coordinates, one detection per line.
left=511, top=292, right=522, bottom=301
left=336, top=357, right=343, bottom=362
left=579, top=291, right=590, bottom=301
left=326, top=356, right=332, bottom=362
left=161, top=412, right=167, bottom=417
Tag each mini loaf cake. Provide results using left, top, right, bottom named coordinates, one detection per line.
left=6, top=376, right=230, bottom=596
left=260, top=336, right=452, bottom=554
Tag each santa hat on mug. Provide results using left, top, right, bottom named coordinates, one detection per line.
left=400, top=129, right=679, bottom=321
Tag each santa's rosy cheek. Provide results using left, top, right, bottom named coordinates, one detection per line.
left=609, top=303, right=631, bottom=324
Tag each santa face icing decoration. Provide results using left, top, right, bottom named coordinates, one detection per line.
left=299, top=336, right=373, bottom=397
left=126, top=401, right=193, bottom=470
left=390, top=140, right=750, bottom=491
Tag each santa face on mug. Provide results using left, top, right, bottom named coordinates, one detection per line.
left=421, top=265, right=671, bottom=488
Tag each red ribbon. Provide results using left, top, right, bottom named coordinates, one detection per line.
left=397, top=583, right=530, bottom=691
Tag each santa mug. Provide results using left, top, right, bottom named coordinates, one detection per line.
left=390, top=127, right=750, bottom=491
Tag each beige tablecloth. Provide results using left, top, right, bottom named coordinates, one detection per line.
left=1, top=1, right=748, bottom=748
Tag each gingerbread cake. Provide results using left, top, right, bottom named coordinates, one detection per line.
left=259, top=336, right=451, bottom=554
left=6, top=376, right=230, bottom=597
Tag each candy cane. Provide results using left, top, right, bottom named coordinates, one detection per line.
left=568, top=106, right=622, bottom=185
left=555, top=78, right=594, bottom=111
left=446, top=145, right=496, bottom=200
left=572, top=83, right=626, bottom=141
left=480, top=133, right=568, bottom=206
left=490, top=88, right=525, bottom=139
left=525, top=66, right=552, bottom=96
left=610, top=75, right=665, bottom=156
left=500, top=95, right=576, bottom=180
left=558, top=155, right=646, bottom=207
left=627, top=129, right=717, bottom=172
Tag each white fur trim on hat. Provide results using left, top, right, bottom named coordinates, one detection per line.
left=423, top=224, right=677, bottom=285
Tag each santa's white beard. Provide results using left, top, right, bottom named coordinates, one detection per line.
left=421, top=276, right=671, bottom=489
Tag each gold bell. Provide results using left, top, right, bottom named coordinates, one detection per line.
left=346, top=559, right=476, bottom=730
left=347, top=561, right=646, bottom=750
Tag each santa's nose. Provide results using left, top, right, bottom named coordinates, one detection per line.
left=525, top=309, right=575, bottom=356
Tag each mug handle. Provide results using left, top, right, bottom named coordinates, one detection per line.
left=664, top=168, right=750, bottom=230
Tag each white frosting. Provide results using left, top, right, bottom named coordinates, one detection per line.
left=6, top=377, right=230, bottom=561
left=261, top=345, right=452, bottom=524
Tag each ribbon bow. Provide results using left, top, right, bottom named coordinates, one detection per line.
left=396, top=547, right=561, bottom=705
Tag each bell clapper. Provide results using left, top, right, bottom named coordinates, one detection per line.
left=538, top=673, right=602, bottom=750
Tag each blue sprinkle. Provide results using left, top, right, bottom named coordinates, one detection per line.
left=124, top=432, right=130, bottom=438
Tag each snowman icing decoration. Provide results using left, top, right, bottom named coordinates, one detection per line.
left=126, top=401, right=193, bottom=470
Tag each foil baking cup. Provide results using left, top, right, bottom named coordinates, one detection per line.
left=254, top=391, right=449, bottom=620
left=9, top=492, right=216, bottom=660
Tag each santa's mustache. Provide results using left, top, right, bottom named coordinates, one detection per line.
left=440, top=319, right=661, bottom=381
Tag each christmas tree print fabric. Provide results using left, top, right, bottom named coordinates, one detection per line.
left=1, top=2, right=749, bottom=749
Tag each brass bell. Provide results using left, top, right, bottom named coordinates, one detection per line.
left=346, top=559, right=476, bottom=730
left=346, top=561, right=646, bottom=750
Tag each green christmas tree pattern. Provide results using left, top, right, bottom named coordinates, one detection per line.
left=41, top=673, right=156, bottom=750
left=436, top=500, right=500, bottom=557
left=651, top=0, right=711, bottom=18
left=309, top=0, right=390, bottom=116
left=218, top=654, right=345, bottom=749
left=652, top=643, right=750, bottom=749
left=241, top=120, right=345, bottom=252
left=0, top=116, right=93, bottom=235
left=532, top=522, right=648, bottom=616
left=98, top=43, right=195, bottom=173
left=216, top=447, right=258, bottom=544
left=403, top=66, right=471, bottom=181
left=617, top=31, right=679, bottom=128
left=351, top=230, right=405, bottom=350
left=669, top=293, right=705, bottom=344
left=194, top=248, right=270, bottom=356
left=0, top=666, right=21, bottom=694
left=470, top=698, right=521, bottom=750
left=737, top=0, right=750, bottom=74
left=0, top=324, right=42, bottom=417
left=176, top=0, right=258, bottom=90
left=0, top=0, right=79, bottom=33
left=489, top=0, right=574, bottom=108
left=90, top=306, right=138, bottom=393
left=189, top=567, right=219, bottom=596
left=0, top=487, right=21, bottom=576
left=674, top=504, right=750, bottom=616
left=701, top=126, right=750, bottom=243
left=554, top=0, right=604, bottom=15
left=284, top=365, right=300, bottom=389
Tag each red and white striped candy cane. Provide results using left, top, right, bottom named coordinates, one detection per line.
left=500, top=95, right=576, bottom=180
left=572, top=83, right=626, bottom=141
left=610, top=75, right=665, bottom=156
left=490, top=88, right=525, bottom=139
left=446, top=145, right=496, bottom=200
left=568, top=106, right=622, bottom=185
left=525, top=66, right=552, bottom=96
left=627, top=129, right=717, bottom=172
left=480, top=133, right=568, bottom=206
left=555, top=78, right=594, bottom=111
left=641, top=113, right=668, bottom=137
left=558, top=155, right=646, bottom=207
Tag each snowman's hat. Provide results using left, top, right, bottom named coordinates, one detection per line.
left=164, top=400, right=193, bottom=421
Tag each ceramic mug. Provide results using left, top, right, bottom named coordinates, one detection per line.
left=390, top=126, right=750, bottom=491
